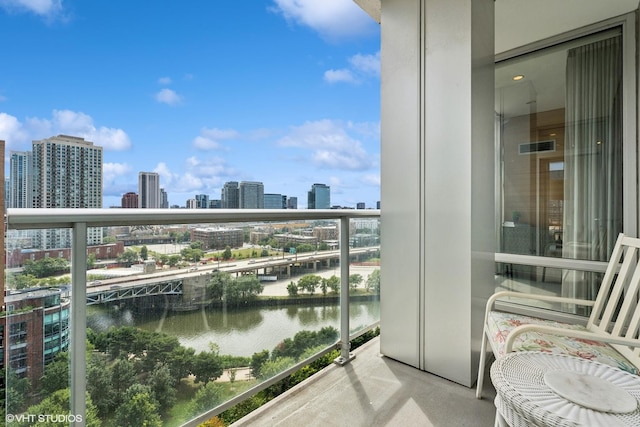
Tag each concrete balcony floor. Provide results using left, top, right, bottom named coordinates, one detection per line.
left=233, top=337, right=497, bottom=426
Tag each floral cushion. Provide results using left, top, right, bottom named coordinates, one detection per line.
left=487, top=311, right=639, bottom=375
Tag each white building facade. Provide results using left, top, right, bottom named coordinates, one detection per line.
left=354, top=0, right=640, bottom=388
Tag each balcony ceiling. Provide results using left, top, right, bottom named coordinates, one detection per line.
left=354, top=0, right=639, bottom=54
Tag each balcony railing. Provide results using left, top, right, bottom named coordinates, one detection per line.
left=6, top=208, right=380, bottom=426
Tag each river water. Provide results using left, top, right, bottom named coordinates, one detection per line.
left=87, top=299, right=380, bottom=357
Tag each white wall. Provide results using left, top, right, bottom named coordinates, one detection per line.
left=380, top=0, right=495, bottom=386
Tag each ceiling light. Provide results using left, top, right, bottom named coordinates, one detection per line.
left=512, top=75, right=525, bottom=81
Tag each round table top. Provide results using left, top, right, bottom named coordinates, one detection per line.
left=491, top=352, right=640, bottom=427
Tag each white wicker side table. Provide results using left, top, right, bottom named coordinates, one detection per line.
left=490, top=351, right=640, bottom=426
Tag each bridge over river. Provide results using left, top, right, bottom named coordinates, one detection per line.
left=85, top=246, right=379, bottom=306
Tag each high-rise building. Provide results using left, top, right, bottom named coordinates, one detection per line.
left=186, top=198, right=198, bottom=209
left=209, top=199, right=222, bottom=209
left=139, top=172, right=161, bottom=208
left=160, top=188, right=169, bottom=208
left=221, top=181, right=239, bottom=208
left=264, top=193, right=285, bottom=209
left=195, top=194, right=209, bottom=209
left=121, top=192, right=138, bottom=208
left=32, top=135, right=103, bottom=248
left=357, top=202, right=366, bottom=210
left=9, top=151, right=32, bottom=208
left=307, top=183, right=330, bottom=209
left=287, top=196, right=298, bottom=209
left=239, top=181, right=264, bottom=209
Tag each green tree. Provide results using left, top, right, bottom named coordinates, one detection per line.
left=146, top=363, right=177, bottom=414
left=117, top=249, right=139, bottom=266
left=258, top=357, right=296, bottom=380
left=111, top=358, right=137, bottom=407
left=159, top=254, right=169, bottom=265
left=140, top=245, right=148, bottom=260
left=326, top=275, right=340, bottom=294
left=22, top=257, right=69, bottom=278
left=287, top=282, right=298, bottom=296
left=297, top=274, right=321, bottom=295
left=295, top=243, right=316, bottom=253
left=40, top=351, right=69, bottom=394
left=222, top=246, right=233, bottom=260
left=250, top=349, right=270, bottom=378
left=366, top=269, right=381, bottom=293
left=349, top=274, right=364, bottom=290
left=208, top=270, right=231, bottom=301
left=11, top=273, right=38, bottom=290
left=318, top=242, right=329, bottom=251
left=103, top=235, right=117, bottom=244
left=21, top=389, right=101, bottom=427
left=190, top=241, right=204, bottom=250
left=235, top=274, right=264, bottom=301
left=168, top=255, right=181, bottom=267
left=166, top=346, right=196, bottom=384
left=4, top=369, right=31, bottom=414
left=260, top=248, right=269, bottom=257
left=87, top=253, right=97, bottom=269
left=115, top=384, right=162, bottom=427
left=189, top=382, right=225, bottom=417
left=87, top=361, right=115, bottom=417
left=192, top=351, right=223, bottom=384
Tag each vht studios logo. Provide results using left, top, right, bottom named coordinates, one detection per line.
left=6, top=414, right=83, bottom=423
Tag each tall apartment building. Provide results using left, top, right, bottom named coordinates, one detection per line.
left=9, top=151, right=32, bottom=208
left=32, top=135, right=103, bottom=249
left=121, top=192, right=138, bottom=208
left=139, top=172, right=161, bottom=208
left=307, top=183, right=330, bottom=209
left=221, top=181, right=239, bottom=208
left=195, top=194, right=209, bottom=209
left=264, top=193, right=285, bottom=209
left=186, top=198, right=198, bottom=209
left=287, top=196, right=298, bottom=209
left=239, top=181, right=264, bottom=209
left=160, top=188, right=169, bottom=208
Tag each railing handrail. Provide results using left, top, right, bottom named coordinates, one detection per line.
left=6, top=208, right=381, bottom=229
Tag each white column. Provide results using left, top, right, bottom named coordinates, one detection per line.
left=380, top=0, right=495, bottom=386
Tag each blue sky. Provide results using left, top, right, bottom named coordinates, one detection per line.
left=0, top=0, right=380, bottom=208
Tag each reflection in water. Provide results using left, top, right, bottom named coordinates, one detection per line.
left=87, top=300, right=379, bottom=357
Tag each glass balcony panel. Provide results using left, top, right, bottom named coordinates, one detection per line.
left=5, top=211, right=379, bottom=426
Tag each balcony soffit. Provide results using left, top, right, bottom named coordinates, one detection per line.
left=352, top=0, right=639, bottom=54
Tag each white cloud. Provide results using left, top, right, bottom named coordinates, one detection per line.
left=154, top=158, right=234, bottom=195
left=0, top=0, right=65, bottom=19
left=192, top=127, right=239, bottom=150
left=278, top=119, right=374, bottom=170
left=50, top=109, right=132, bottom=150
left=270, top=0, right=376, bottom=41
left=349, top=52, right=380, bottom=76
left=103, top=162, right=132, bottom=187
left=361, top=173, right=380, bottom=186
left=0, top=109, right=131, bottom=151
left=324, top=69, right=357, bottom=84
left=324, top=51, right=379, bottom=85
left=0, top=113, right=29, bottom=148
left=155, top=88, right=182, bottom=106
left=158, top=76, right=172, bottom=85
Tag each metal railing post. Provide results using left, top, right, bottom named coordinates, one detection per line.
left=335, top=216, right=355, bottom=365
left=71, top=223, right=87, bottom=425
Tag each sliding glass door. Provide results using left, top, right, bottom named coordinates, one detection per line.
left=495, top=24, right=633, bottom=304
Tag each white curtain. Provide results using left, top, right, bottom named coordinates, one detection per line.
left=562, top=35, right=623, bottom=301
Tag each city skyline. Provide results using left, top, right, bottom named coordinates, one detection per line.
left=0, top=1, right=381, bottom=209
